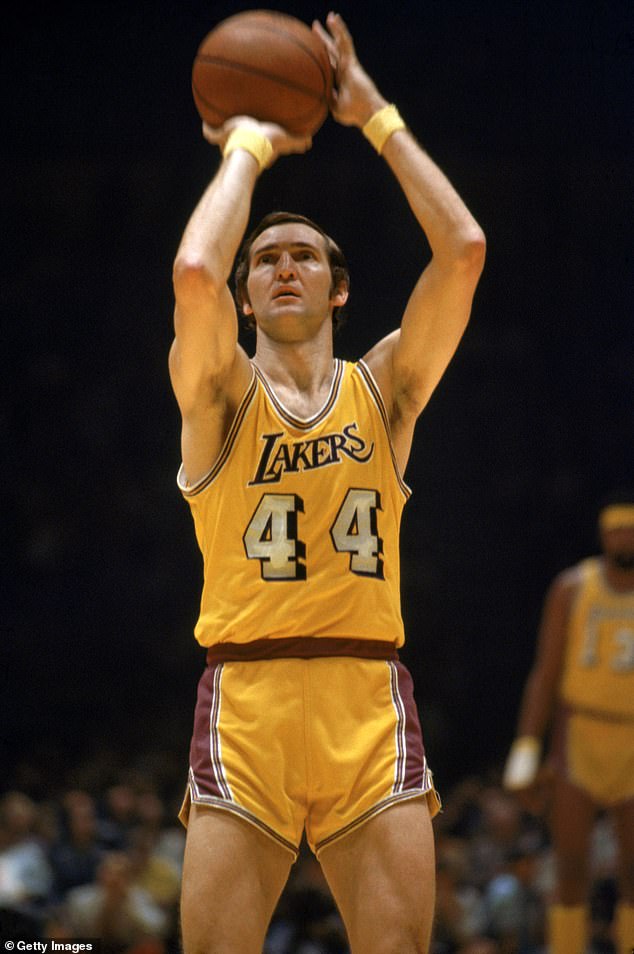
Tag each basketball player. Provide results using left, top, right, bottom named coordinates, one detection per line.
left=170, top=13, right=485, bottom=954
left=503, top=493, right=634, bottom=954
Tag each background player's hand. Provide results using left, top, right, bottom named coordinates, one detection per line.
left=312, top=13, right=388, bottom=127
left=202, top=116, right=312, bottom=166
left=509, top=763, right=555, bottom=817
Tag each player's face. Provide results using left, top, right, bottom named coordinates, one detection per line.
left=601, top=525, right=634, bottom=572
left=243, top=223, right=346, bottom=339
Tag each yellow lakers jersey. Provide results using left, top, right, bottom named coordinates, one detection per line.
left=561, top=557, right=634, bottom=718
left=178, top=359, right=411, bottom=651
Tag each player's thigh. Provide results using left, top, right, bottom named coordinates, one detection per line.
left=180, top=803, right=293, bottom=954
left=611, top=798, right=634, bottom=899
left=319, top=797, right=435, bottom=954
left=550, top=773, right=596, bottom=898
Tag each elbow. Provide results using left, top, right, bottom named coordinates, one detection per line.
left=454, top=226, right=486, bottom=275
left=172, top=256, right=221, bottom=307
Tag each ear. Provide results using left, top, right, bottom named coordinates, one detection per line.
left=330, top=281, right=349, bottom=308
left=241, top=296, right=253, bottom=316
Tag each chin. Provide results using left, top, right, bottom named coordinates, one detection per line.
left=608, top=552, right=634, bottom=572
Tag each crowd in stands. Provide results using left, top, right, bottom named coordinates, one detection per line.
left=0, top=754, right=621, bottom=954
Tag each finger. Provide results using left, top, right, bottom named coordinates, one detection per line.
left=312, top=20, right=338, bottom=70
left=289, top=134, right=313, bottom=153
left=202, top=122, right=224, bottom=143
left=326, top=11, right=356, bottom=56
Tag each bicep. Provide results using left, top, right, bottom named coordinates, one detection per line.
left=392, top=253, right=483, bottom=412
left=170, top=282, right=241, bottom=413
left=363, top=254, right=483, bottom=463
left=532, top=572, right=577, bottom=685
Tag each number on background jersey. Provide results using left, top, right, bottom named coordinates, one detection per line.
left=612, top=628, right=634, bottom=672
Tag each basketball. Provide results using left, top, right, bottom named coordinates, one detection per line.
left=192, top=10, right=333, bottom=137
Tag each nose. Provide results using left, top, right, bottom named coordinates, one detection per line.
left=277, top=251, right=296, bottom=278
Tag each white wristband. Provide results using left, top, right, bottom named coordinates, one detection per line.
left=503, top=736, right=541, bottom=790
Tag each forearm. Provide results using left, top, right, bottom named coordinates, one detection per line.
left=174, top=151, right=259, bottom=295
left=380, top=127, right=485, bottom=266
left=317, top=13, right=484, bottom=270
left=503, top=668, right=559, bottom=790
left=516, top=666, right=559, bottom=739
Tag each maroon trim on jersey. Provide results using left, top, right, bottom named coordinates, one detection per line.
left=188, top=662, right=231, bottom=802
left=205, top=636, right=399, bottom=664
left=253, top=358, right=344, bottom=430
left=315, top=789, right=429, bottom=855
left=179, top=372, right=258, bottom=497
left=356, top=360, right=411, bottom=499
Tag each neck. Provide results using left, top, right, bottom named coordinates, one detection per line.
left=603, top=555, right=634, bottom=592
left=254, top=335, right=335, bottom=395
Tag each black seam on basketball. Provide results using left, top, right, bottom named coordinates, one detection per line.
left=194, top=55, right=326, bottom=102
left=224, top=19, right=329, bottom=88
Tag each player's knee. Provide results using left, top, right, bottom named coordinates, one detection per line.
left=556, top=855, right=591, bottom=902
left=373, top=924, right=428, bottom=954
left=355, top=905, right=430, bottom=954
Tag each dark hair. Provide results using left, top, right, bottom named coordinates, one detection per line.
left=234, top=211, right=350, bottom=334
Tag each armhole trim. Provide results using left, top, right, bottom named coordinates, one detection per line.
left=357, top=360, right=412, bottom=500
left=177, top=369, right=257, bottom=497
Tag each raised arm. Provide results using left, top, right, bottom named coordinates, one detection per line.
left=170, top=119, right=311, bottom=485
left=315, top=14, right=486, bottom=470
left=503, top=568, right=578, bottom=791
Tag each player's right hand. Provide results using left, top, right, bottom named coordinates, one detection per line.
left=502, top=736, right=541, bottom=790
left=202, top=116, right=312, bottom=165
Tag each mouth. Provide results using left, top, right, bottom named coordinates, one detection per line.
left=272, top=287, right=300, bottom=300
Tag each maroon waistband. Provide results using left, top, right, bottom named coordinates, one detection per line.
left=563, top=702, right=634, bottom=725
left=205, top=636, right=399, bottom=665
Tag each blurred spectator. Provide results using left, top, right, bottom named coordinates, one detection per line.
left=127, top=826, right=180, bottom=952
left=432, top=836, right=487, bottom=950
left=132, top=789, right=185, bottom=878
left=265, top=846, right=348, bottom=954
left=0, top=791, right=53, bottom=935
left=483, top=844, right=545, bottom=953
left=64, top=851, right=168, bottom=954
left=49, top=790, right=105, bottom=901
left=97, top=784, right=138, bottom=850
left=468, top=787, right=525, bottom=889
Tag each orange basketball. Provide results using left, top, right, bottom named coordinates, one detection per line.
left=192, top=10, right=333, bottom=137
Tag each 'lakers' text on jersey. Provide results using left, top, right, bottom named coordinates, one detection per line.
left=561, top=557, right=634, bottom=720
left=178, top=360, right=411, bottom=651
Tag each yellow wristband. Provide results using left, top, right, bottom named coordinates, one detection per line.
left=223, top=128, right=273, bottom=172
left=362, top=104, right=406, bottom=154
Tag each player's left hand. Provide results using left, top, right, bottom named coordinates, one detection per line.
left=312, top=13, right=387, bottom=128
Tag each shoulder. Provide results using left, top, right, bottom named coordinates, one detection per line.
left=544, top=564, right=584, bottom=615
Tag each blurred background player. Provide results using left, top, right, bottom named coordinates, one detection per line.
left=503, top=491, right=634, bottom=954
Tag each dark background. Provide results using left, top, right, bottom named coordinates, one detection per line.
left=2, top=0, right=633, bottom=796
